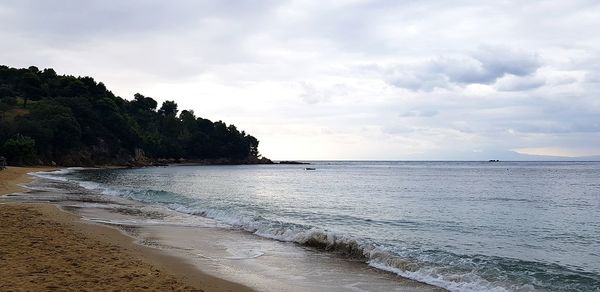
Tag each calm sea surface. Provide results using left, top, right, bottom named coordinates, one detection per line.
left=45, top=161, right=600, bottom=291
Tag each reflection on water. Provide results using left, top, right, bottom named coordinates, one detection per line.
left=31, top=161, right=600, bottom=291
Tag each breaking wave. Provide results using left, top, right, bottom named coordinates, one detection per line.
left=35, top=168, right=600, bottom=292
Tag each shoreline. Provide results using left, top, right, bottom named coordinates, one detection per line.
left=2, top=166, right=445, bottom=291
left=0, top=167, right=252, bottom=292
left=0, top=166, right=56, bottom=195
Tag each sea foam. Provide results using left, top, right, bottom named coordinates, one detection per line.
left=35, top=166, right=600, bottom=292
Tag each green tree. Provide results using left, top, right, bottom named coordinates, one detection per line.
left=21, top=72, right=43, bottom=108
left=0, top=85, right=15, bottom=99
left=1, top=134, right=36, bottom=165
left=158, top=100, right=178, bottom=117
left=131, top=93, right=158, bottom=112
left=0, top=65, right=267, bottom=165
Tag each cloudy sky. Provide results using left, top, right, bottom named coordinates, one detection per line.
left=2, top=0, right=599, bottom=160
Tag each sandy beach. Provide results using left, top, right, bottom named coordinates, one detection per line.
left=0, top=167, right=251, bottom=292
left=0, top=167, right=56, bottom=195
left=1, top=167, right=446, bottom=291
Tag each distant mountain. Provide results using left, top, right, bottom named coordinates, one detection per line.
left=502, top=152, right=600, bottom=161
left=0, top=65, right=270, bottom=166
left=405, top=150, right=600, bottom=162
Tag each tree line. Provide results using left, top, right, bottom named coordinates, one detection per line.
left=0, top=65, right=267, bottom=165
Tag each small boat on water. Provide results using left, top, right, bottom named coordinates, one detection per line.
left=305, top=167, right=316, bottom=170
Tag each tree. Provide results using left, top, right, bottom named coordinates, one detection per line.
left=1, top=134, right=36, bottom=165
left=179, top=110, right=197, bottom=135
left=158, top=100, right=178, bottom=117
left=0, top=85, right=15, bottom=99
left=63, top=80, right=87, bottom=97
left=131, top=93, right=158, bottom=112
left=30, top=102, right=82, bottom=149
left=41, top=68, right=57, bottom=79
left=246, top=135, right=260, bottom=157
left=0, top=66, right=267, bottom=165
left=21, top=72, right=43, bottom=108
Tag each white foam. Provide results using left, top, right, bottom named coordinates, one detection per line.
left=25, top=168, right=542, bottom=292
left=163, top=203, right=523, bottom=292
left=29, top=167, right=92, bottom=182
left=224, top=248, right=265, bottom=260
left=369, top=261, right=509, bottom=292
left=78, top=181, right=101, bottom=190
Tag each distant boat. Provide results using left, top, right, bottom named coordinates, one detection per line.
left=305, top=167, right=316, bottom=170
left=489, top=159, right=500, bottom=162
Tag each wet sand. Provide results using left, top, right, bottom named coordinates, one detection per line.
left=0, top=166, right=55, bottom=195
left=1, top=167, right=445, bottom=291
left=58, top=191, right=446, bottom=291
left=0, top=167, right=251, bottom=292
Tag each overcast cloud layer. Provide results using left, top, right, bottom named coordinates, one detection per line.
left=2, top=0, right=599, bottom=160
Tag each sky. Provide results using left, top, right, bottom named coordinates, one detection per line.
left=2, top=0, right=599, bottom=160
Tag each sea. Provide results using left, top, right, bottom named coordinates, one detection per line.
left=27, top=161, right=600, bottom=291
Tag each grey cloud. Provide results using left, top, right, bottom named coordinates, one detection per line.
left=0, top=0, right=285, bottom=84
left=470, top=46, right=541, bottom=80
left=585, top=71, right=600, bottom=83
left=2, top=0, right=600, bottom=159
left=1, top=0, right=278, bottom=40
left=298, top=82, right=351, bottom=105
left=433, top=48, right=540, bottom=85
left=299, top=82, right=330, bottom=105
left=494, top=75, right=546, bottom=92
left=430, top=56, right=492, bottom=84
left=400, top=109, right=438, bottom=118
left=449, top=96, right=600, bottom=135
left=386, top=71, right=447, bottom=92
left=385, top=46, right=542, bottom=91
left=381, top=126, right=416, bottom=135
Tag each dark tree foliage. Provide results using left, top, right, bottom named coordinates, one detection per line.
left=0, top=65, right=262, bottom=165
left=1, top=134, right=36, bottom=165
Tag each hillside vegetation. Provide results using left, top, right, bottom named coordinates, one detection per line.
left=0, top=65, right=270, bottom=166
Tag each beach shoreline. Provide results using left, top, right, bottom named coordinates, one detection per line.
left=1, top=166, right=446, bottom=291
left=0, top=167, right=252, bottom=292
left=0, top=166, right=57, bottom=195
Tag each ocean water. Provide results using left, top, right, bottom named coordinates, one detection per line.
left=37, top=162, right=600, bottom=291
